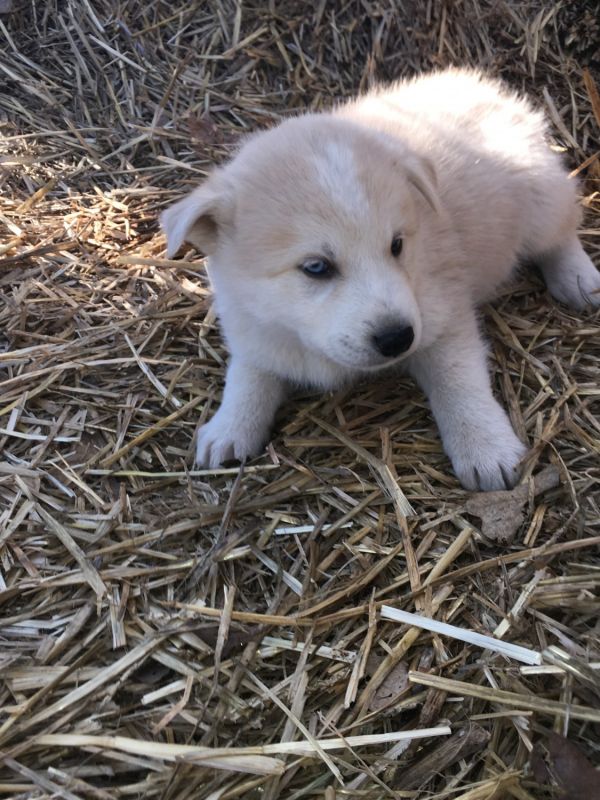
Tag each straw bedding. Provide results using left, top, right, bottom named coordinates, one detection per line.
left=1, top=1, right=599, bottom=797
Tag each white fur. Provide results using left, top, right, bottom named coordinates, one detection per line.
left=161, top=68, right=600, bottom=490
left=313, top=141, right=368, bottom=216
left=196, top=359, right=286, bottom=466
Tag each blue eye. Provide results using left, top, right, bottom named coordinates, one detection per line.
left=300, top=258, right=335, bottom=278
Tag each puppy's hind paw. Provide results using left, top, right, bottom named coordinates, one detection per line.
left=540, top=240, right=600, bottom=311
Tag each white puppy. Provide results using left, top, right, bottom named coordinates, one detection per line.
left=161, top=69, right=600, bottom=491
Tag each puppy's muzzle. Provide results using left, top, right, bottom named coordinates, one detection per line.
left=372, top=324, right=414, bottom=358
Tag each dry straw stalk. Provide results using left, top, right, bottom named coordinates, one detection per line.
left=1, top=1, right=599, bottom=798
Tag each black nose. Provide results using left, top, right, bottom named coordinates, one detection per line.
left=373, top=325, right=414, bottom=358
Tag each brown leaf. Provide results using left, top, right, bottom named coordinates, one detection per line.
left=546, top=732, right=600, bottom=800
left=368, top=661, right=409, bottom=712
left=187, top=113, right=239, bottom=151
left=465, top=465, right=560, bottom=544
left=531, top=733, right=600, bottom=800
left=530, top=743, right=550, bottom=786
left=465, top=490, right=525, bottom=544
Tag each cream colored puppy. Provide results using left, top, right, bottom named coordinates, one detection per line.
left=162, top=69, right=600, bottom=491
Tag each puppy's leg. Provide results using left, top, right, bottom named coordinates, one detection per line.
left=196, top=358, right=286, bottom=468
left=408, top=312, right=527, bottom=491
left=537, top=237, right=600, bottom=310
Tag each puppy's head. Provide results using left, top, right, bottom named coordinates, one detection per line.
left=161, top=116, right=439, bottom=374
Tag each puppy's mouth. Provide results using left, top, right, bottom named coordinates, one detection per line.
left=332, top=329, right=418, bottom=371
left=331, top=349, right=413, bottom=372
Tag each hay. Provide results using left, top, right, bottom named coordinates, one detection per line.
left=0, top=1, right=599, bottom=797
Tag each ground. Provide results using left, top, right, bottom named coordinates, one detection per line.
left=0, top=2, right=599, bottom=798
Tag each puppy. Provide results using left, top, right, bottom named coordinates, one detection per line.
left=161, top=69, right=600, bottom=491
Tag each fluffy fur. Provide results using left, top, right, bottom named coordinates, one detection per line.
left=161, top=68, right=600, bottom=491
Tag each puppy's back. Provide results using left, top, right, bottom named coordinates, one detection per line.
left=341, top=69, right=547, bottom=165
left=337, top=69, right=577, bottom=296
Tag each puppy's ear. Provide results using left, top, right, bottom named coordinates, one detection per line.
left=405, top=155, right=440, bottom=214
left=161, top=173, right=232, bottom=257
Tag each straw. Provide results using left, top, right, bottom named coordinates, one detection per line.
left=1, top=2, right=599, bottom=798
left=380, top=606, right=543, bottom=665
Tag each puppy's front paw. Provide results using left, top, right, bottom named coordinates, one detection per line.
left=195, top=410, right=269, bottom=469
left=449, top=430, right=527, bottom=492
left=449, top=427, right=527, bottom=492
